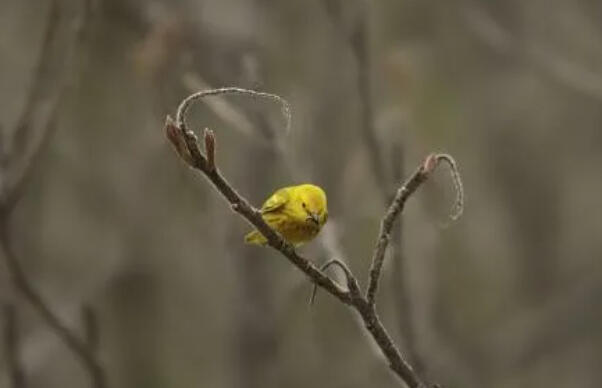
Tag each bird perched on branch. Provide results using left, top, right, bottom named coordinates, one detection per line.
left=245, top=184, right=328, bottom=246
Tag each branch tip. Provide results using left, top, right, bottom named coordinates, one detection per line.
left=435, top=153, right=464, bottom=222
left=422, top=153, right=464, bottom=222
left=421, top=153, right=464, bottom=222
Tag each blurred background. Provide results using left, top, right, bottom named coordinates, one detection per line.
left=1, top=0, right=601, bottom=387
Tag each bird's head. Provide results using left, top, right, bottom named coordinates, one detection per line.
left=297, top=184, right=328, bottom=227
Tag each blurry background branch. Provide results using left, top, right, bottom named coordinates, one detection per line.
left=0, top=1, right=106, bottom=387
left=1, top=0, right=85, bottom=209
left=166, top=88, right=463, bottom=388
left=463, top=1, right=602, bottom=102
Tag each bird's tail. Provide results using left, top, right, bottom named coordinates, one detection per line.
left=244, top=230, right=267, bottom=245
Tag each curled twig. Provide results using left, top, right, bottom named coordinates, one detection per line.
left=309, top=259, right=360, bottom=306
left=175, top=87, right=292, bottom=136
left=434, top=154, right=464, bottom=222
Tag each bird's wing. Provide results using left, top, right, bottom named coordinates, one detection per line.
left=261, top=188, right=290, bottom=213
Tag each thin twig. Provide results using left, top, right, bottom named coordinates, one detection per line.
left=3, top=304, right=25, bottom=388
left=366, top=163, right=429, bottom=305
left=175, top=87, right=292, bottom=136
left=182, top=74, right=257, bottom=138
left=389, top=140, right=425, bottom=370
left=367, top=154, right=463, bottom=305
left=463, top=3, right=602, bottom=102
left=167, top=89, right=464, bottom=387
left=309, top=259, right=360, bottom=306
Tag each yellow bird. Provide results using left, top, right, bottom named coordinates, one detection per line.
left=245, top=184, right=328, bottom=246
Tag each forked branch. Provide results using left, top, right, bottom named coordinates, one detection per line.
left=166, top=88, right=463, bottom=388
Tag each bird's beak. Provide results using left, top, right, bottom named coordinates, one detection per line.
left=307, top=212, right=320, bottom=225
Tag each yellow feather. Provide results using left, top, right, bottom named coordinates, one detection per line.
left=244, top=184, right=328, bottom=247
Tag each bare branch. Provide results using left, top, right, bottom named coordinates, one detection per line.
left=463, top=3, right=602, bottom=102
left=3, top=304, right=25, bottom=388
left=353, top=297, right=427, bottom=388
left=367, top=154, right=463, bottom=305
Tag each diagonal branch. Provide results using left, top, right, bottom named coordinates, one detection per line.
left=165, top=117, right=350, bottom=303
left=166, top=88, right=464, bottom=388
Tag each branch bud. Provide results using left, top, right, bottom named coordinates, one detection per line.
left=165, top=115, right=194, bottom=166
